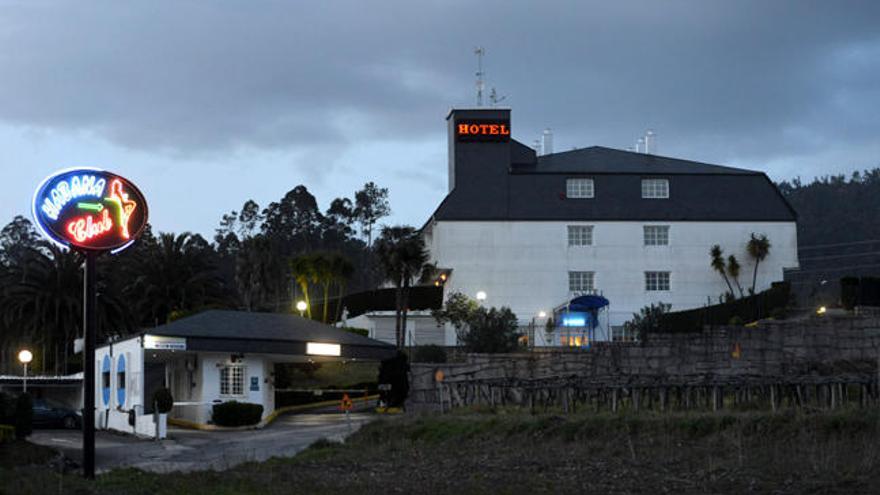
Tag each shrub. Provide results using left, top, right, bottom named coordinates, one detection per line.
left=14, top=393, right=33, bottom=439
left=151, top=387, right=174, bottom=414
left=0, top=424, right=13, bottom=443
left=0, top=392, right=13, bottom=424
left=212, top=401, right=263, bottom=427
left=413, top=345, right=447, bottom=363
left=770, top=307, right=787, bottom=320
left=378, top=351, right=410, bottom=408
left=626, top=303, right=671, bottom=341
left=728, top=316, right=744, bottom=326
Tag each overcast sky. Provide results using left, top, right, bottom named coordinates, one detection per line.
left=1, top=1, right=878, bottom=237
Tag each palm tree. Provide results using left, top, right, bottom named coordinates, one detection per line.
left=747, top=233, right=771, bottom=294
left=290, top=254, right=318, bottom=319
left=710, top=245, right=735, bottom=298
left=375, top=226, right=429, bottom=348
left=330, top=254, right=355, bottom=323
left=726, top=254, right=744, bottom=298
left=0, top=244, right=83, bottom=373
left=125, top=232, right=228, bottom=325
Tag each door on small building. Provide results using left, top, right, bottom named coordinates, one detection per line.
left=142, top=362, right=166, bottom=414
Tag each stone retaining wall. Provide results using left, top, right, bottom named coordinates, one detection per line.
left=408, top=313, right=880, bottom=412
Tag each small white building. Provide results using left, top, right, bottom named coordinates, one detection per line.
left=94, top=310, right=395, bottom=437
left=412, top=108, right=799, bottom=346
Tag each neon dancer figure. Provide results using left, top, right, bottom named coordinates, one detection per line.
left=105, top=179, right=137, bottom=239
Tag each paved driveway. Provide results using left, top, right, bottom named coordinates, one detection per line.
left=29, top=412, right=374, bottom=473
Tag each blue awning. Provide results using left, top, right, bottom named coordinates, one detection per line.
left=568, top=295, right=610, bottom=311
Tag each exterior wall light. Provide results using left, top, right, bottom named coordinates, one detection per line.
left=476, top=291, right=487, bottom=302
left=306, top=342, right=341, bottom=357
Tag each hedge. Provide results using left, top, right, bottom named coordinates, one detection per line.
left=212, top=401, right=263, bottom=427
left=412, top=344, right=448, bottom=363
left=841, top=277, right=880, bottom=310
left=656, top=282, right=791, bottom=333
left=0, top=424, right=14, bottom=443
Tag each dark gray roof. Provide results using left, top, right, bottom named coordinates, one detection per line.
left=144, top=310, right=395, bottom=360
left=432, top=145, right=796, bottom=223
left=534, top=146, right=757, bottom=175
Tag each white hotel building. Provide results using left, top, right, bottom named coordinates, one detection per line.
left=419, top=108, right=798, bottom=346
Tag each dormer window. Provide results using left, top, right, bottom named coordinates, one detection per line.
left=566, top=178, right=594, bottom=198
left=641, top=179, right=669, bottom=199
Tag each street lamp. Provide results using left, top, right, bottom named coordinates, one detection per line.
left=18, top=349, right=33, bottom=393
left=296, top=300, right=308, bottom=317
left=475, top=291, right=487, bottom=302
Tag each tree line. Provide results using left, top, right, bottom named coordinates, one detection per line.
left=0, top=181, right=432, bottom=375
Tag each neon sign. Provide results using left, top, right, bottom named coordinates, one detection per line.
left=32, top=168, right=148, bottom=252
left=455, top=119, right=511, bottom=142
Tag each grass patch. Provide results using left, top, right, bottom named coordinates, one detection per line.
left=3, top=409, right=880, bottom=494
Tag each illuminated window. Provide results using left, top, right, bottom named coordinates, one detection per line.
left=566, top=178, right=594, bottom=198
left=567, top=225, right=593, bottom=246
left=641, top=179, right=669, bottom=199
left=220, top=365, right=245, bottom=396
left=568, top=271, right=595, bottom=292
left=645, top=271, right=670, bottom=291
left=643, top=225, right=670, bottom=246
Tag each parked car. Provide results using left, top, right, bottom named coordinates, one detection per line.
left=32, top=398, right=81, bottom=429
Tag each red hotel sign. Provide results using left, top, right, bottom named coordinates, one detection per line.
left=455, top=120, right=511, bottom=142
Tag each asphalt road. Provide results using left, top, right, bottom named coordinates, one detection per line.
left=29, top=412, right=374, bottom=474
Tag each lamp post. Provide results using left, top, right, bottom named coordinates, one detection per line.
left=296, top=300, right=308, bottom=317
left=18, top=349, right=33, bottom=394
left=475, top=291, right=487, bottom=303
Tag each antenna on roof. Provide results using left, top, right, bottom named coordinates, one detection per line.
left=489, top=87, right=507, bottom=106
left=474, top=47, right=485, bottom=107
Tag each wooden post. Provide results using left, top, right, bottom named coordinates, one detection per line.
left=612, top=388, right=619, bottom=413
left=770, top=384, right=777, bottom=413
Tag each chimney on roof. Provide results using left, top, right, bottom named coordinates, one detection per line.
left=542, top=128, right=553, bottom=155
left=645, top=129, right=657, bottom=154
left=636, top=136, right=645, bottom=153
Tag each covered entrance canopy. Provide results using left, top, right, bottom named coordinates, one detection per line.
left=552, top=294, right=611, bottom=347
left=143, top=309, right=397, bottom=362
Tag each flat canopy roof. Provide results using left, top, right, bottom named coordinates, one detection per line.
left=140, top=310, right=396, bottom=361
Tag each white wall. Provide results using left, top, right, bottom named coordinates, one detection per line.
left=182, top=353, right=275, bottom=425
left=344, top=312, right=445, bottom=346
left=94, top=336, right=163, bottom=438
left=428, top=220, right=798, bottom=345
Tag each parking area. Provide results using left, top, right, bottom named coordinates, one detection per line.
left=29, top=412, right=375, bottom=473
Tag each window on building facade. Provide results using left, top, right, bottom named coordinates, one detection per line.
left=641, top=178, right=669, bottom=198
left=567, top=225, right=593, bottom=246
left=566, top=178, right=594, bottom=198
left=568, top=271, right=595, bottom=292
left=220, top=365, right=245, bottom=396
left=645, top=271, right=671, bottom=291
left=612, top=325, right=637, bottom=342
left=643, top=225, right=670, bottom=245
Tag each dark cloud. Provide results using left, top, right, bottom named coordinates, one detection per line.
left=0, top=0, right=878, bottom=176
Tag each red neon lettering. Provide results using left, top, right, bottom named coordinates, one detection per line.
left=458, top=124, right=470, bottom=135
left=489, top=125, right=499, bottom=135
left=66, top=209, right=113, bottom=243
left=468, top=125, right=480, bottom=134
left=479, top=124, right=489, bottom=134
left=499, top=124, right=510, bottom=135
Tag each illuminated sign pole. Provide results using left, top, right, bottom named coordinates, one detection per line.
left=32, top=168, right=148, bottom=479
